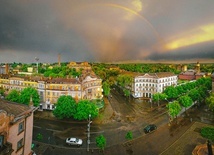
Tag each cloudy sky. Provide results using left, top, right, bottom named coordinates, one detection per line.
left=0, top=0, right=214, bottom=63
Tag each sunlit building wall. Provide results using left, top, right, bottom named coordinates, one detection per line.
left=132, top=72, right=177, bottom=99
left=0, top=73, right=103, bottom=110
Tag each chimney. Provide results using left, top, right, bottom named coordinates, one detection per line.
left=5, top=63, right=9, bottom=74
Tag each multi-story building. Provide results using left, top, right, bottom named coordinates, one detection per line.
left=0, top=64, right=9, bottom=74
left=67, top=61, right=92, bottom=71
left=0, top=99, right=36, bottom=155
left=131, top=72, right=177, bottom=99
left=178, top=61, right=209, bottom=81
left=0, top=72, right=103, bottom=110
left=80, top=72, right=103, bottom=100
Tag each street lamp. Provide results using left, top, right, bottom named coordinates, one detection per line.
left=87, top=114, right=92, bottom=152
left=35, top=57, right=39, bottom=74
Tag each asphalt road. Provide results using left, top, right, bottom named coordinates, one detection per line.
left=32, top=90, right=214, bottom=155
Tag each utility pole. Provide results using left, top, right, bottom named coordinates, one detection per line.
left=87, top=114, right=92, bottom=152
left=35, top=57, right=39, bottom=74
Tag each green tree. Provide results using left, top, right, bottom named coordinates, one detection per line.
left=166, top=101, right=182, bottom=120
left=53, top=95, right=77, bottom=119
left=74, top=100, right=99, bottom=120
left=19, top=87, right=40, bottom=106
left=125, top=131, right=133, bottom=140
left=188, top=89, right=200, bottom=102
left=36, top=133, right=43, bottom=141
left=123, top=89, right=131, bottom=97
left=201, top=127, right=214, bottom=142
left=175, top=85, right=185, bottom=96
left=0, top=87, right=5, bottom=96
left=96, top=135, right=106, bottom=151
left=206, top=93, right=214, bottom=112
left=164, top=86, right=178, bottom=99
left=116, top=74, right=132, bottom=88
left=152, top=93, right=168, bottom=106
left=102, top=81, right=110, bottom=97
left=178, top=95, right=193, bottom=113
left=6, top=89, right=20, bottom=102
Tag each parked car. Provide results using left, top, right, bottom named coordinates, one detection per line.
left=144, top=124, right=157, bottom=134
left=66, top=137, right=83, bottom=146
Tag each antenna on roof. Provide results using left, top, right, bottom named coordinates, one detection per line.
left=35, top=57, right=39, bottom=74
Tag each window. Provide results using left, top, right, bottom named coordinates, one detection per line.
left=0, top=135, right=4, bottom=148
left=17, top=138, right=23, bottom=150
left=18, top=122, right=24, bottom=134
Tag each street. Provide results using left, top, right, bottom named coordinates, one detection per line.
left=32, top=89, right=214, bottom=155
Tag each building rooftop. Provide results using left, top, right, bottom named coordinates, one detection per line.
left=0, top=99, right=32, bottom=117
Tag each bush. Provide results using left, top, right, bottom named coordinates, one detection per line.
left=125, top=131, right=133, bottom=140
left=201, top=127, right=214, bottom=142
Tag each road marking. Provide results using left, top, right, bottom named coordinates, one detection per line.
left=46, top=128, right=61, bottom=132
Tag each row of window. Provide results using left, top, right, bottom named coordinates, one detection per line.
left=135, top=77, right=177, bottom=83
left=17, top=121, right=24, bottom=151
left=135, top=82, right=175, bottom=88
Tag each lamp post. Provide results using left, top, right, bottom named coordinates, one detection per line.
left=35, top=57, right=39, bottom=74
left=87, top=114, right=92, bottom=152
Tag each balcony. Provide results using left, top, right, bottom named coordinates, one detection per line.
left=0, top=142, right=13, bottom=155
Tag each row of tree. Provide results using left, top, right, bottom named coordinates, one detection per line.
left=53, top=95, right=99, bottom=120
left=3, top=86, right=100, bottom=121
left=152, top=77, right=212, bottom=119
left=5, top=87, right=40, bottom=106
left=42, top=66, right=82, bottom=78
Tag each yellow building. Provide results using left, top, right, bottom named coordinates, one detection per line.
left=0, top=72, right=103, bottom=110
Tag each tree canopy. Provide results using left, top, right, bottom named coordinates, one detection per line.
left=74, top=100, right=99, bottom=120
left=178, top=95, right=193, bottom=111
left=96, top=134, right=106, bottom=151
left=167, top=101, right=182, bottom=119
left=102, top=81, right=110, bottom=97
left=206, top=93, right=214, bottom=112
left=19, top=87, right=40, bottom=106
left=53, top=95, right=77, bottom=119
left=6, top=89, right=20, bottom=102
left=163, top=86, right=178, bottom=99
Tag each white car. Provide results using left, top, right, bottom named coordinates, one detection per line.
left=66, top=138, right=83, bottom=146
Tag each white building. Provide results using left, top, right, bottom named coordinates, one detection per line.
left=132, top=72, right=177, bottom=98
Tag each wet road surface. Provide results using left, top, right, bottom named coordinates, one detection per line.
left=32, top=90, right=214, bottom=155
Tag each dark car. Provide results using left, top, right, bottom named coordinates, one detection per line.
left=144, top=124, right=157, bottom=134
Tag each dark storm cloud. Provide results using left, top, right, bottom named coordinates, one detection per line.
left=0, top=0, right=94, bottom=62
left=0, top=0, right=214, bottom=63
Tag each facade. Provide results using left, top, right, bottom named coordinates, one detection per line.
left=67, top=61, right=92, bottom=71
left=132, top=72, right=177, bottom=99
left=80, top=72, right=103, bottom=100
left=0, top=64, right=9, bottom=74
left=0, top=99, right=35, bottom=155
left=0, top=72, right=103, bottom=110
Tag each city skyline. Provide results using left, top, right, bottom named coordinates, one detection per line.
left=0, top=0, right=214, bottom=63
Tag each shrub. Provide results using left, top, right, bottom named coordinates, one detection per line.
left=201, top=127, right=214, bottom=142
